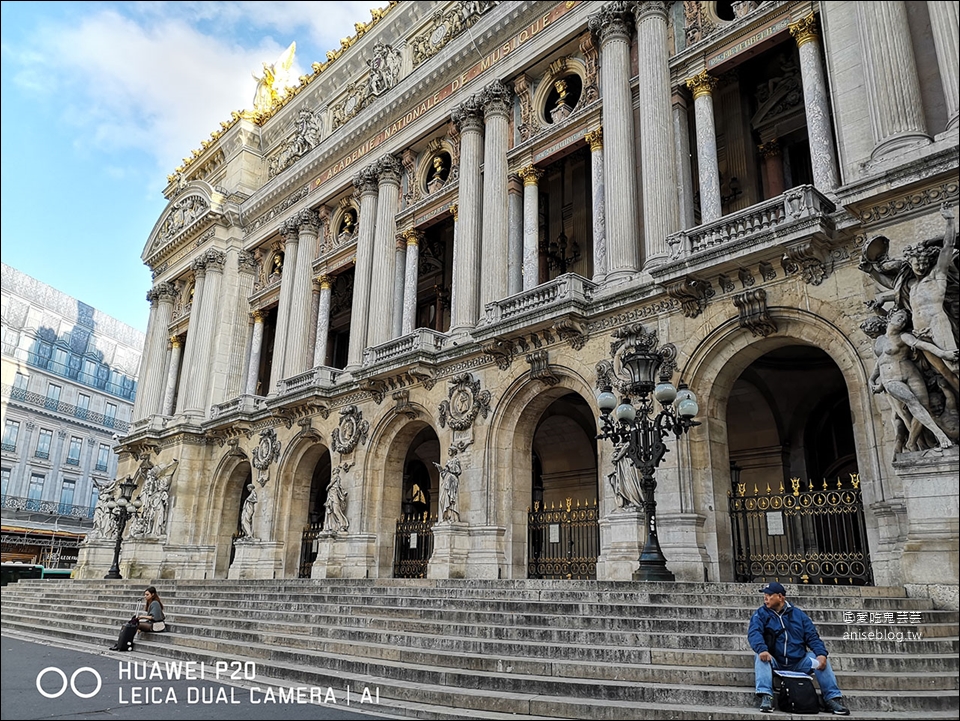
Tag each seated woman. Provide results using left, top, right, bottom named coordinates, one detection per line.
left=137, top=586, right=166, bottom=632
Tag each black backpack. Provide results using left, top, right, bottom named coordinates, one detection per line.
left=775, top=671, right=820, bottom=714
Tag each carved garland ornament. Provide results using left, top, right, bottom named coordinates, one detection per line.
left=251, top=427, right=282, bottom=487
left=438, top=373, right=492, bottom=431
left=331, top=405, right=370, bottom=455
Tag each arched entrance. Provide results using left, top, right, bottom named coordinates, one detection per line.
left=726, top=345, right=871, bottom=585
left=528, top=392, right=599, bottom=579
left=298, top=448, right=332, bottom=577
left=212, top=460, right=251, bottom=578
left=394, top=426, right=440, bottom=578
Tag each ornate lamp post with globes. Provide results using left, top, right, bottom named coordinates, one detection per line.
left=104, top=475, right=142, bottom=580
left=596, top=324, right=700, bottom=581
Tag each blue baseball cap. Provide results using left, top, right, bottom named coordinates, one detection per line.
left=760, top=582, right=786, bottom=595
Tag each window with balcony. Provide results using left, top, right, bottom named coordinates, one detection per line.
left=96, top=443, right=111, bottom=472
left=35, top=429, right=52, bottom=459
left=58, top=478, right=76, bottom=514
left=1, top=467, right=10, bottom=497
left=13, top=372, right=28, bottom=396
left=45, top=383, right=62, bottom=410
left=28, top=473, right=44, bottom=502
left=66, top=436, right=83, bottom=466
left=2, top=420, right=20, bottom=453
left=76, top=393, right=91, bottom=420
left=104, top=402, right=117, bottom=428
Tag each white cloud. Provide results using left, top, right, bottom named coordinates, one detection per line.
left=10, top=1, right=387, bottom=180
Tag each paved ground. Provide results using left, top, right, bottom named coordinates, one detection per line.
left=1, top=632, right=392, bottom=720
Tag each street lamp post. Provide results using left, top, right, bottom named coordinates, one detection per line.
left=596, top=324, right=700, bottom=581
left=104, top=476, right=141, bottom=580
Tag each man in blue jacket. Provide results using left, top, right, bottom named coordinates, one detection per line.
left=748, top=582, right=850, bottom=715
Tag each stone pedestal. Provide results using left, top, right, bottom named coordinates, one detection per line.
left=894, top=448, right=959, bottom=604
left=596, top=509, right=644, bottom=580
left=427, top=522, right=470, bottom=579
left=73, top=539, right=116, bottom=579
left=311, top=533, right=377, bottom=579
left=228, top=540, right=284, bottom=579
left=466, top=525, right=506, bottom=579
left=657, top=512, right=710, bottom=582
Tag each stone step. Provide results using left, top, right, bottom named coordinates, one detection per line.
left=8, top=615, right=950, bottom=716
left=4, top=578, right=956, bottom=719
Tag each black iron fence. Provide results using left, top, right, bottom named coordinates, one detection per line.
left=393, top=512, right=434, bottom=578
left=4, top=385, right=129, bottom=432
left=729, top=474, right=873, bottom=586
left=1, top=494, right=95, bottom=520
left=528, top=498, right=599, bottom=580
left=299, top=522, right=325, bottom=578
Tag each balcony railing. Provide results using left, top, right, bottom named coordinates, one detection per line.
left=277, top=366, right=341, bottom=395
left=210, top=394, right=267, bottom=420
left=34, top=450, right=50, bottom=460
left=1, top=442, right=16, bottom=453
left=95, top=462, right=109, bottom=472
left=1, top=493, right=95, bottom=520
left=4, top=385, right=130, bottom=432
left=481, top=273, right=597, bottom=326
left=65, top=457, right=81, bottom=466
left=664, top=185, right=835, bottom=262
left=363, top=328, right=446, bottom=367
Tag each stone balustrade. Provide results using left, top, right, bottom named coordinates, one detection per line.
left=363, top=328, right=446, bottom=367
left=482, top=273, right=597, bottom=326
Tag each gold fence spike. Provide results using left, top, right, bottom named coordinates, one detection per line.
left=822, top=478, right=828, bottom=490
left=766, top=483, right=772, bottom=495
left=808, top=478, right=814, bottom=492
left=850, top=473, right=861, bottom=489
left=791, top=478, right=800, bottom=496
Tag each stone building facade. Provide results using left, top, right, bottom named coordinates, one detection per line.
left=76, top=1, right=959, bottom=605
left=1, top=263, right=144, bottom=565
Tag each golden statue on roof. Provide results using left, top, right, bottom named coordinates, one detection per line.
left=251, top=42, right=297, bottom=114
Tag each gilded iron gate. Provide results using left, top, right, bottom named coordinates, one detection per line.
left=299, top=522, right=324, bottom=578
left=393, top=512, right=434, bottom=578
left=528, top=498, right=599, bottom=579
left=729, top=474, right=873, bottom=585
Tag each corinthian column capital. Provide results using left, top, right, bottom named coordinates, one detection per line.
left=789, top=14, right=819, bottom=48
left=686, top=71, right=717, bottom=99
left=588, top=2, right=635, bottom=46
left=518, top=165, right=544, bottom=186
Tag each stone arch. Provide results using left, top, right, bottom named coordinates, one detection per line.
left=679, top=307, right=884, bottom=582
left=485, top=365, right=600, bottom=578
left=274, top=429, right=332, bottom=577
left=206, top=452, right=253, bottom=579
left=362, top=401, right=438, bottom=576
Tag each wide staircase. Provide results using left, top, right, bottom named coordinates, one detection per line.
left=2, top=578, right=957, bottom=719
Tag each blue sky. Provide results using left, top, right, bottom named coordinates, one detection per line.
left=1, top=1, right=385, bottom=333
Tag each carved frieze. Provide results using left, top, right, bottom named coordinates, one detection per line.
left=665, top=277, right=714, bottom=318
left=331, top=405, right=370, bottom=455
left=268, top=108, right=322, bottom=178
left=251, top=428, right=281, bottom=487
left=368, top=41, right=402, bottom=96
left=153, top=195, right=209, bottom=251
left=733, top=288, right=778, bottom=337
left=411, top=1, right=498, bottom=68
left=438, top=373, right=492, bottom=431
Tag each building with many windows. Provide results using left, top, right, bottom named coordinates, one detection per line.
left=77, top=1, right=957, bottom=605
left=1, top=263, right=144, bottom=566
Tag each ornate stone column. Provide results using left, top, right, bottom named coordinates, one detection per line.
left=185, top=250, right=225, bottom=416
left=449, top=203, right=460, bottom=320
left=672, top=95, right=696, bottom=230
left=346, top=166, right=379, bottom=369
left=926, top=1, right=959, bottom=131
left=401, top=229, right=423, bottom=334
left=686, top=71, right=722, bottom=224
left=518, top=165, right=544, bottom=291
left=480, top=80, right=512, bottom=307
left=857, top=1, right=931, bottom=160
left=271, top=221, right=300, bottom=384
left=368, top=154, right=403, bottom=348
left=585, top=128, right=607, bottom=281
left=135, top=283, right=175, bottom=420
left=245, top=311, right=265, bottom=395
left=589, top=3, right=639, bottom=281
left=161, top=336, right=182, bottom=416
left=508, top=173, right=523, bottom=296
left=789, top=15, right=839, bottom=192
left=284, top=209, right=320, bottom=378
left=175, top=265, right=205, bottom=414
left=450, top=98, right=484, bottom=331
left=312, top=277, right=332, bottom=367
left=634, top=0, right=679, bottom=265
left=393, top=236, right=407, bottom=338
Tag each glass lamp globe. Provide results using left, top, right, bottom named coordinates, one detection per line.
left=676, top=385, right=699, bottom=418
left=615, top=400, right=637, bottom=423
left=654, top=381, right=677, bottom=404
left=596, top=388, right=618, bottom=414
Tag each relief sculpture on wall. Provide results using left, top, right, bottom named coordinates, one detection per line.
left=859, top=205, right=959, bottom=452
